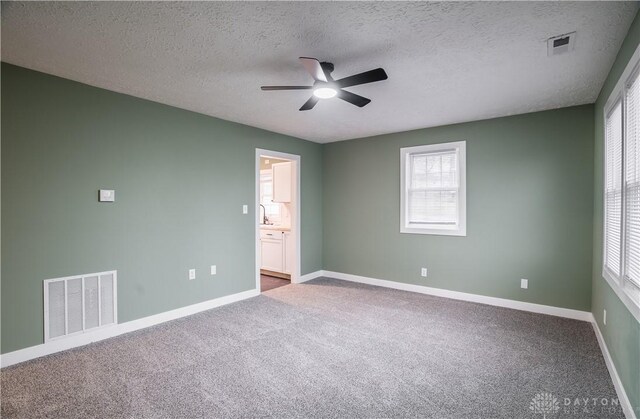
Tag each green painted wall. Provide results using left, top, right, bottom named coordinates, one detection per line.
left=323, top=105, right=594, bottom=311
left=1, top=63, right=323, bottom=354
left=592, top=10, right=640, bottom=415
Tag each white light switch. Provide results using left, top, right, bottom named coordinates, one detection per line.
left=99, top=189, right=115, bottom=202
left=189, top=269, right=196, bottom=280
left=211, top=265, right=217, bottom=275
left=521, top=279, right=528, bottom=289
left=242, top=205, right=248, bottom=214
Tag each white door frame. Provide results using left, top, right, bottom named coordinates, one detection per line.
left=255, top=149, right=302, bottom=291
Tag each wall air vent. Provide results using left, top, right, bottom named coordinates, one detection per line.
left=44, top=270, right=117, bottom=342
left=548, top=32, right=576, bottom=56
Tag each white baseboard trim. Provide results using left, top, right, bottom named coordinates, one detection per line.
left=298, top=270, right=325, bottom=283
left=592, top=319, right=636, bottom=419
left=2, top=271, right=634, bottom=417
left=322, top=270, right=593, bottom=322
left=0, top=288, right=260, bottom=368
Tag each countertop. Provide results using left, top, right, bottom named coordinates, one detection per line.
left=259, top=224, right=291, bottom=232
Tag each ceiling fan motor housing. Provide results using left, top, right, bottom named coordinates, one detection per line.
left=260, top=57, right=388, bottom=110
left=320, top=62, right=335, bottom=75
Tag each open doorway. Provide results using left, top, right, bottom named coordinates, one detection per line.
left=255, top=149, right=301, bottom=293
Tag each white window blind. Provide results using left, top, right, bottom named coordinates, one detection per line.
left=401, top=141, right=466, bottom=236
left=625, top=68, right=640, bottom=288
left=408, top=151, right=458, bottom=224
left=605, top=100, right=623, bottom=278
left=601, top=45, right=640, bottom=323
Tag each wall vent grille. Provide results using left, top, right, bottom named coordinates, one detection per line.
left=547, top=32, right=576, bottom=56
left=44, top=270, right=117, bottom=342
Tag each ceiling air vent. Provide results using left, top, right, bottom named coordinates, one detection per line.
left=547, top=32, right=576, bottom=56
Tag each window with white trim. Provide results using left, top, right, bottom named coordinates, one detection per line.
left=400, top=141, right=466, bottom=236
left=603, top=57, right=640, bottom=312
left=260, top=170, right=281, bottom=223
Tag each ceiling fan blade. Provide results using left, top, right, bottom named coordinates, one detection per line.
left=335, top=68, right=388, bottom=88
left=299, top=96, right=320, bottom=111
left=299, top=57, right=328, bottom=82
left=261, top=86, right=313, bottom=91
left=337, top=90, right=371, bottom=107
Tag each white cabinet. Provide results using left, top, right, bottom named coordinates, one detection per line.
left=260, top=232, right=283, bottom=272
left=283, top=232, right=294, bottom=274
left=260, top=229, right=294, bottom=275
left=272, top=162, right=292, bottom=203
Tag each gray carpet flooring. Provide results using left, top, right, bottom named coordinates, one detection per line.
left=1, top=278, right=623, bottom=418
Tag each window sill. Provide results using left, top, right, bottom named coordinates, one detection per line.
left=401, top=225, right=466, bottom=236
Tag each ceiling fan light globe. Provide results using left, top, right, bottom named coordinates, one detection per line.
left=313, top=87, right=337, bottom=99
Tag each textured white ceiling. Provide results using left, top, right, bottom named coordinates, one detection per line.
left=2, top=1, right=637, bottom=143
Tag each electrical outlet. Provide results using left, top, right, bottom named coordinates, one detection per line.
left=211, top=265, right=217, bottom=275
left=421, top=268, right=428, bottom=277
left=189, top=269, right=196, bottom=280
left=603, top=309, right=607, bottom=325
left=521, top=279, right=528, bottom=289
left=242, top=205, right=248, bottom=214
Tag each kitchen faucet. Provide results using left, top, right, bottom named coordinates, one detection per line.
left=259, top=204, right=269, bottom=225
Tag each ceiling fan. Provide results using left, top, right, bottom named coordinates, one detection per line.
left=261, top=57, right=388, bottom=111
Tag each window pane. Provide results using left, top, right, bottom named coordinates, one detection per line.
left=605, top=100, right=623, bottom=276
left=411, top=155, right=427, bottom=188
left=625, top=69, right=640, bottom=287
left=409, top=190, right=458, bottom=224
left=606, top=191, right=622, bottom=276
left=440, top=153, right=457, bottom=187
left=265, top=203, right=280, bottom=217
left=260, top=172, right=280, bottom=222
left=412, top=152, right=458, bottom=189
left=426, top=153, right=457, bottom=188
left=426, top=154, right=442, bottom=187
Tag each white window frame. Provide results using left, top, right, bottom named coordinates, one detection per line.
left=400, top=141, right=466, bottom=236
left=602, top=42, right=640, bottom=322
